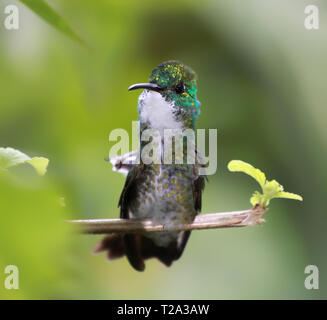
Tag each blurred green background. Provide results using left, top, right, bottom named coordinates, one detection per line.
left=0, top=0, right=326, bottom=299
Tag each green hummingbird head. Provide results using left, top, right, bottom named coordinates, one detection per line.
left=129, top=61, right=201, bottom=128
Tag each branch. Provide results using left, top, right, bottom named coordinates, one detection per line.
left=68, top=205, right=267, bottom=234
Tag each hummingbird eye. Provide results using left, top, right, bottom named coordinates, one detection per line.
left=174, top=82, right=185, bottom=94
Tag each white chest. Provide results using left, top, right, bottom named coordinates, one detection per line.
left=138, top=90, right=182, bottom=134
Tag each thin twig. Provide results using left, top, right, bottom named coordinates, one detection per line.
left=68, top=205, right=267, bottom=234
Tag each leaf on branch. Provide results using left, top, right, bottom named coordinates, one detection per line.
left=228, top=160, right=303, bottom=207
left=0, top=147, right=49, bottom=176
left=274, top=191, right=303, bottom=201
left=228, top=160, right=266, bottom=189
left=19, top=0, right=84, bottom=45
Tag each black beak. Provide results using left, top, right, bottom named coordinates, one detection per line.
left=128, top=83, right=164, bottom=92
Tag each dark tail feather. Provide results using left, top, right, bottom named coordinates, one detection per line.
left=93, top=233, right=125, bottom=260
left=93, top=231, right=191, bottom=272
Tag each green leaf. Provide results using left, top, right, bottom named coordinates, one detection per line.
left=228, top=159, right=303, bottom=207
left=26, top=157, right=49, bottom=176
left=262, top=179, right=283, bottom=197
left=274, top=191, right=303, bottom=201
left=0, top=147, right=49, bottom=176
left=0, top=147, right=30, bottom=169
left=250, top=191, right=263, bottom=207
left=228, top=160, right=266, bottom=189
left=19, top=0, right=84, bottom=45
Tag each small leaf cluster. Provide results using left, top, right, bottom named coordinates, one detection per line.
left=0, top=147, right=49, bottom=176
left=228, top=160, right=303, bottom=207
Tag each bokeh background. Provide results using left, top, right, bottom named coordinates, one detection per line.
left=0, top=0, right=326, bottom=299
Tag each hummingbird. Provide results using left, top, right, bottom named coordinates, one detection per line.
left=94, top=61, right=205, bottom=271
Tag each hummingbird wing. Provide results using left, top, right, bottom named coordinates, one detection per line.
left=118, top=164, right=145, bottom=219
left=93, top=164, right=145, bottom=268
left=175, top=174, right=205, bottom=259
left=192, top=175, right=206, bottom=212
left=118, top=164, right=149, bottom=271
